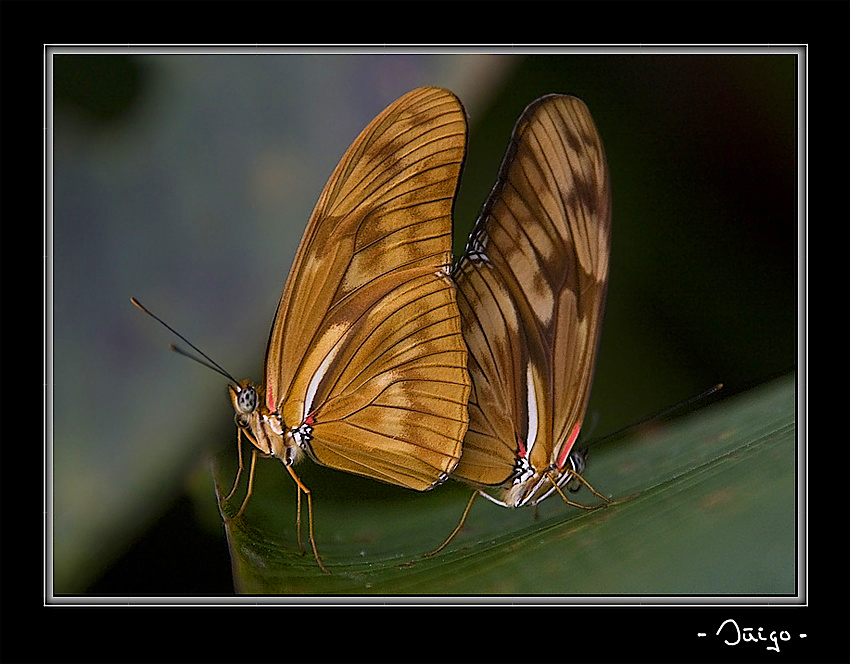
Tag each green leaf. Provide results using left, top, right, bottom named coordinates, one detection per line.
left=211, top=373, right=796, bottom=595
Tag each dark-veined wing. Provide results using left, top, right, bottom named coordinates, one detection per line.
left=265, top=87, right=471, bottom=490
left=452, top=95, right=611, bottom=489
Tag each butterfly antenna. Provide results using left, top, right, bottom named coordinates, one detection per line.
left=591, top=383, right=724, bottom=446
left=130, top=297, right=240, bottom=384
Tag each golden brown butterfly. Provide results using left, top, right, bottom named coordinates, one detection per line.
left=430, top=94, right=612, bottom=554
left=135, top=87, right=471, bottom=573
left=229, top=87, right=475, bottom=571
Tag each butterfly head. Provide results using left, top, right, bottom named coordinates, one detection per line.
left=228, top=379, right=295, bottom=462
left=229, top=379, right=258, bottom=426
left=564, top=447, right=587, bottom=493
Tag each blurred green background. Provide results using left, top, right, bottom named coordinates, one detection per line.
left=49, top=50, right=798, bottom=596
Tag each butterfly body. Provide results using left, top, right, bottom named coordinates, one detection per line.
left=476, top=422, right=585, bottom=509
left=229, top=380, right=302, bottom=465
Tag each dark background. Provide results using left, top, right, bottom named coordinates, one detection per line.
left=53, top=51, right=798, bottom=596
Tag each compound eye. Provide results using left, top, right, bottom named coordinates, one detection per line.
left=234, top=412, right=251, bottom=428
left=569, top=448, right=587, bottom=475
left=236, top=386, right=258, bottom=414
left=565, top=448, right=587, bottom=493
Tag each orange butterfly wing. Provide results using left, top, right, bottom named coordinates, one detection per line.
left=451, top=95, right=611, bottom=504
left=264, top=87, right=470, bottom=490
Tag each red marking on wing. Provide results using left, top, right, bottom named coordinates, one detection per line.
left=516, top=434, right=527, bottom=459
left=305, top=413, right=315, bottom=426
left=267, top=385, right=275, bottom=412
left=556, top=422, right=582, bottom=469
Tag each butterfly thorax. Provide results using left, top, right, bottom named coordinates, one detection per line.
left=483, top=444, right=585, bottom=508
left=491, top=467, right=558, bottom=508
left=228, top=379, right=309, bottom=466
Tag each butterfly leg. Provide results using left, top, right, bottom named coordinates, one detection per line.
left=284, top=464, right=329, bottom=574
left=295, top=486, right=305, bottom=555
left=424, top=490, right=479, bottom=558
left=223, top=428, right=246, bottom=502
left=234, top=448, right=260, bottom=519
left=224, top=428, right=270, bottom=518
left=550, top=469, right=609, bottom=510
left=565, top=469, right=612, bottom=504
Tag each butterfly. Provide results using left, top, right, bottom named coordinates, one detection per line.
left=430, top=94, right=612, bottom=554
left=187, top=87, right=470, bottom=572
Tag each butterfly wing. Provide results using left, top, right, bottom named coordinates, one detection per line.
left=265, top=87, right=470, bottom=490
left=452, top=95, right=611, bottom=491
